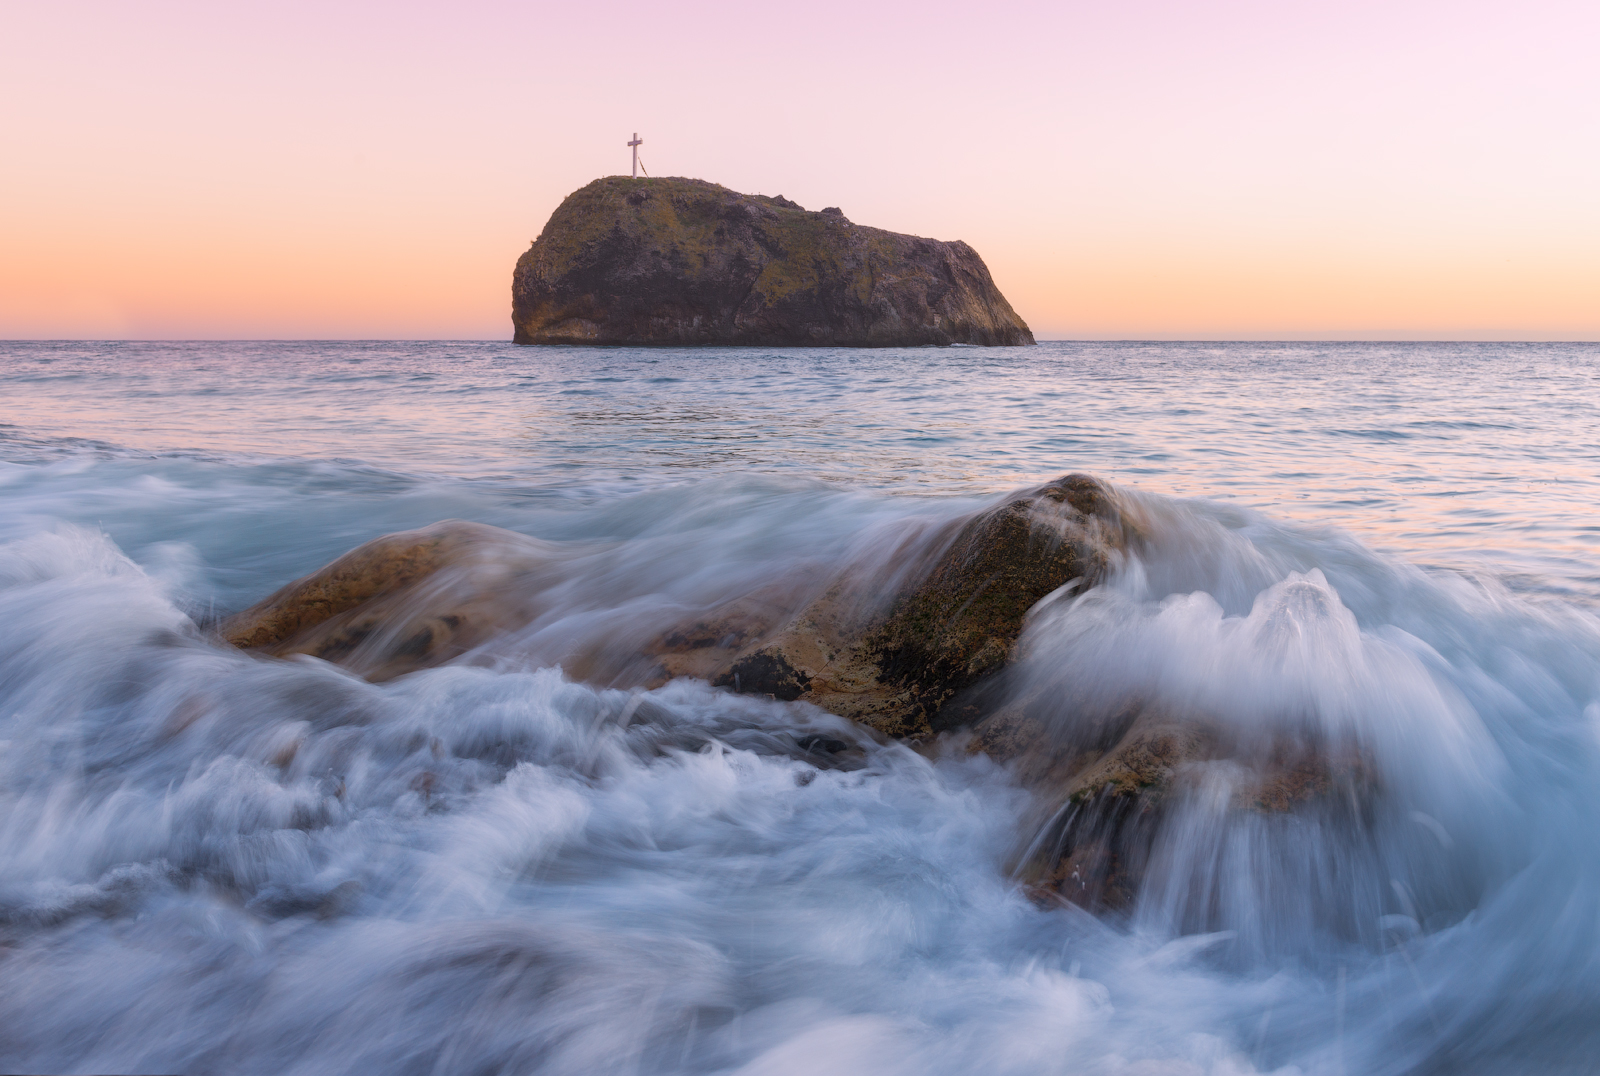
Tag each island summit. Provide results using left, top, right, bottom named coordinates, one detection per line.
left=512, top=177, right=1033, bottom=347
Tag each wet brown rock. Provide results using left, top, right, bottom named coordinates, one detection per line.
left=1061, top=720, right=1216, bottom=806
left=1232, top=743, right=1375, bottom=814
left=1002, top=710, right=1214, bottom=910
left=221, top=475, right=1129, bottom=706
left=637, top=592, right=796, bottom=687
left=994, top=702, right=1376, bottom=912
left=218, top=522, right=489, bottom=651
left=864, top=474, right=1121, bottom=731
left=706, top=474, right=1131, bottom=737
left=218, top=521, right=567, bottom=681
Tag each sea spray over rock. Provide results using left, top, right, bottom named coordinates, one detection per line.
left=2, top=474, right=1600, bottom=1073
left=994, top=490, right=1600, bottom=1070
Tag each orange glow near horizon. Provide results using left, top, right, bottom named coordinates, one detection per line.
left=2, top=0, right=1596, bottom=341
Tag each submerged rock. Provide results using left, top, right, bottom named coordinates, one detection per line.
left=511, top=176, right=1034, bottom=347
left=978, top=701, right=1377, bottom=911
left=218, top=521, right=566, bottom=682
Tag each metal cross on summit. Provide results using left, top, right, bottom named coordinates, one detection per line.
left=628, top=133, right=643, bottom=178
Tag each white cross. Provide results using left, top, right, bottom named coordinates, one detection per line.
left=628, top=133, right=643, bottom=178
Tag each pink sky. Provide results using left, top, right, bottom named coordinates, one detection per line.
left=2, top=0, right=1596, bottom=340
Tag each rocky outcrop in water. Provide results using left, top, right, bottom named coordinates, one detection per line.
left=219, top=476, right=1127, bottom=716
left=217, top=480, right=1375, bottom=917
left=511, top=177, right=1034, bottom=347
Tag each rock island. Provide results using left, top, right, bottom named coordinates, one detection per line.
left=512, top=177, right=1033, bottom=347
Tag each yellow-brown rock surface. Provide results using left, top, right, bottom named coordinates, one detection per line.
left=218, top=520, right=568, bottom=682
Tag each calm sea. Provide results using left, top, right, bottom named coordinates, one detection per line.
left=1, top=340, right=1598, bottom=1074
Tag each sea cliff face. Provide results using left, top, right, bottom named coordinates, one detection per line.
left=512, top=177, right=1034, bottom=346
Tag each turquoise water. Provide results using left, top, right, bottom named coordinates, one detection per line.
left=1, top=340, right=1598, bottom=1074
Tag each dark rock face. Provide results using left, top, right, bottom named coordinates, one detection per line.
left=512, top=176, right=1034, bottom=347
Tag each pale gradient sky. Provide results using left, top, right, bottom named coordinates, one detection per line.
left=2, top=0, right=1596, bottom=340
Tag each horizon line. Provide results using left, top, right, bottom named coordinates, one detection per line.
left=3, top=338, right=1597, bottom=346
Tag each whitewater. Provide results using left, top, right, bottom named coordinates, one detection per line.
left=1, top=340, right=1597, bottom=1075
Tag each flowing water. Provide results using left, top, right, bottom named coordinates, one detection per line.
left=0, top=340, right=1597, bottom=1075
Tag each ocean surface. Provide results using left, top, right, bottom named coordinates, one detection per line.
left=1, top=339, right=1597, bottom=1074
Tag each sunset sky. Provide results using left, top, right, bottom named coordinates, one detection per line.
left=3, top=0, right=1596, bottom=341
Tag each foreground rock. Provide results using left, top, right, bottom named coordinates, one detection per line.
left=512, top=177, right=1034, bottom=347
left=218, top=482, right=1376, bottom=917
